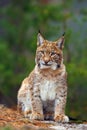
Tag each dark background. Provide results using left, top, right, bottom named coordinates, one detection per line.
left=0, top=0, right=87, bottom=120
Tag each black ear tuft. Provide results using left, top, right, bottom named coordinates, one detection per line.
left=62, top=32, right=65, bottom=36
left=38, top=30, right=41, bottom=34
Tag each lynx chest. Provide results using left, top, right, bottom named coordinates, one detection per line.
left=40, top=79, right=57, bottom=101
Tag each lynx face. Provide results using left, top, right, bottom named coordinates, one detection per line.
left=35, top=33, right=65, bottom=70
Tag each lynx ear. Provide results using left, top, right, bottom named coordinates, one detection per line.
left=37, top=32, right=44, bottom=46
left=56, top=33, right=65, bottom=49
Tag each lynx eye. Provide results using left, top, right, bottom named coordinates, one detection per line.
left=40, top=51, right=44, bottom=54
left=57, top=53, right=60, bottom=57
left=50, top=52, right=56, bottom=56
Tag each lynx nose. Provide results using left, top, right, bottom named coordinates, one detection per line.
left=44, top=57, right=50, bottom=64
left=45, top=61, right=49, bottom=65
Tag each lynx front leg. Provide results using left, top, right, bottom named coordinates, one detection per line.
left=17, top=78, right=32, bottom=118
left=30, top=84, right=44, bottom=120
left=54, top=86, right=69, bottom=122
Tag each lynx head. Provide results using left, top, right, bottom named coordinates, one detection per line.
left=35, top=32, right=65, bottom=70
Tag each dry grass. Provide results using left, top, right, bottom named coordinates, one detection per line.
left=0, top=105, right=87, bottom=130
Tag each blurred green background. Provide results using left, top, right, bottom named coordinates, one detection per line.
left=0, top=0, right=87, bottom=120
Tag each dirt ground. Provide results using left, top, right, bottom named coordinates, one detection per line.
left=0, top=105, right=87, bottom=130
left=0, top=105, right=56, bottom=130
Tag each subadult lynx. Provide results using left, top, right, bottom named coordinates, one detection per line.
left=17, top=32, right=69, bottom=122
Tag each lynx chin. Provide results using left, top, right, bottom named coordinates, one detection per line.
left=17, top=32, right=69, bottom=122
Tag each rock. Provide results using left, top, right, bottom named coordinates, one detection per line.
left=50, top=123, right=87, bottom=130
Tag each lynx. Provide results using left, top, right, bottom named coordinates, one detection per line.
left=17, top=32, right=69, bottom=122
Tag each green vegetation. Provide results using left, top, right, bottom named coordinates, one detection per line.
left=1, top=126, right=12, bottom=130
left=0, top=0, right=87, bottom=120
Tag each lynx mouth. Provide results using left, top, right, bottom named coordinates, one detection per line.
left=38, top=60, right=61, bottom=70
left=38, top=63, right=51, bottom=69
left=42, top=63, right=51, bottom=66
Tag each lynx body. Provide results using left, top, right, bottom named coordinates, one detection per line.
left=17, top=33, right=69, bottom=122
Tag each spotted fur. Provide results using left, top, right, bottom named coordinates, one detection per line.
left=17, top=33, right=69, bottom=122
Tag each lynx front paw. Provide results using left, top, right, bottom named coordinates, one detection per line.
left=24, top=110, right=31, bottom=118
left=30, top=112, right=44, bottom=120
left=54, top=115, right=69, bottom=123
